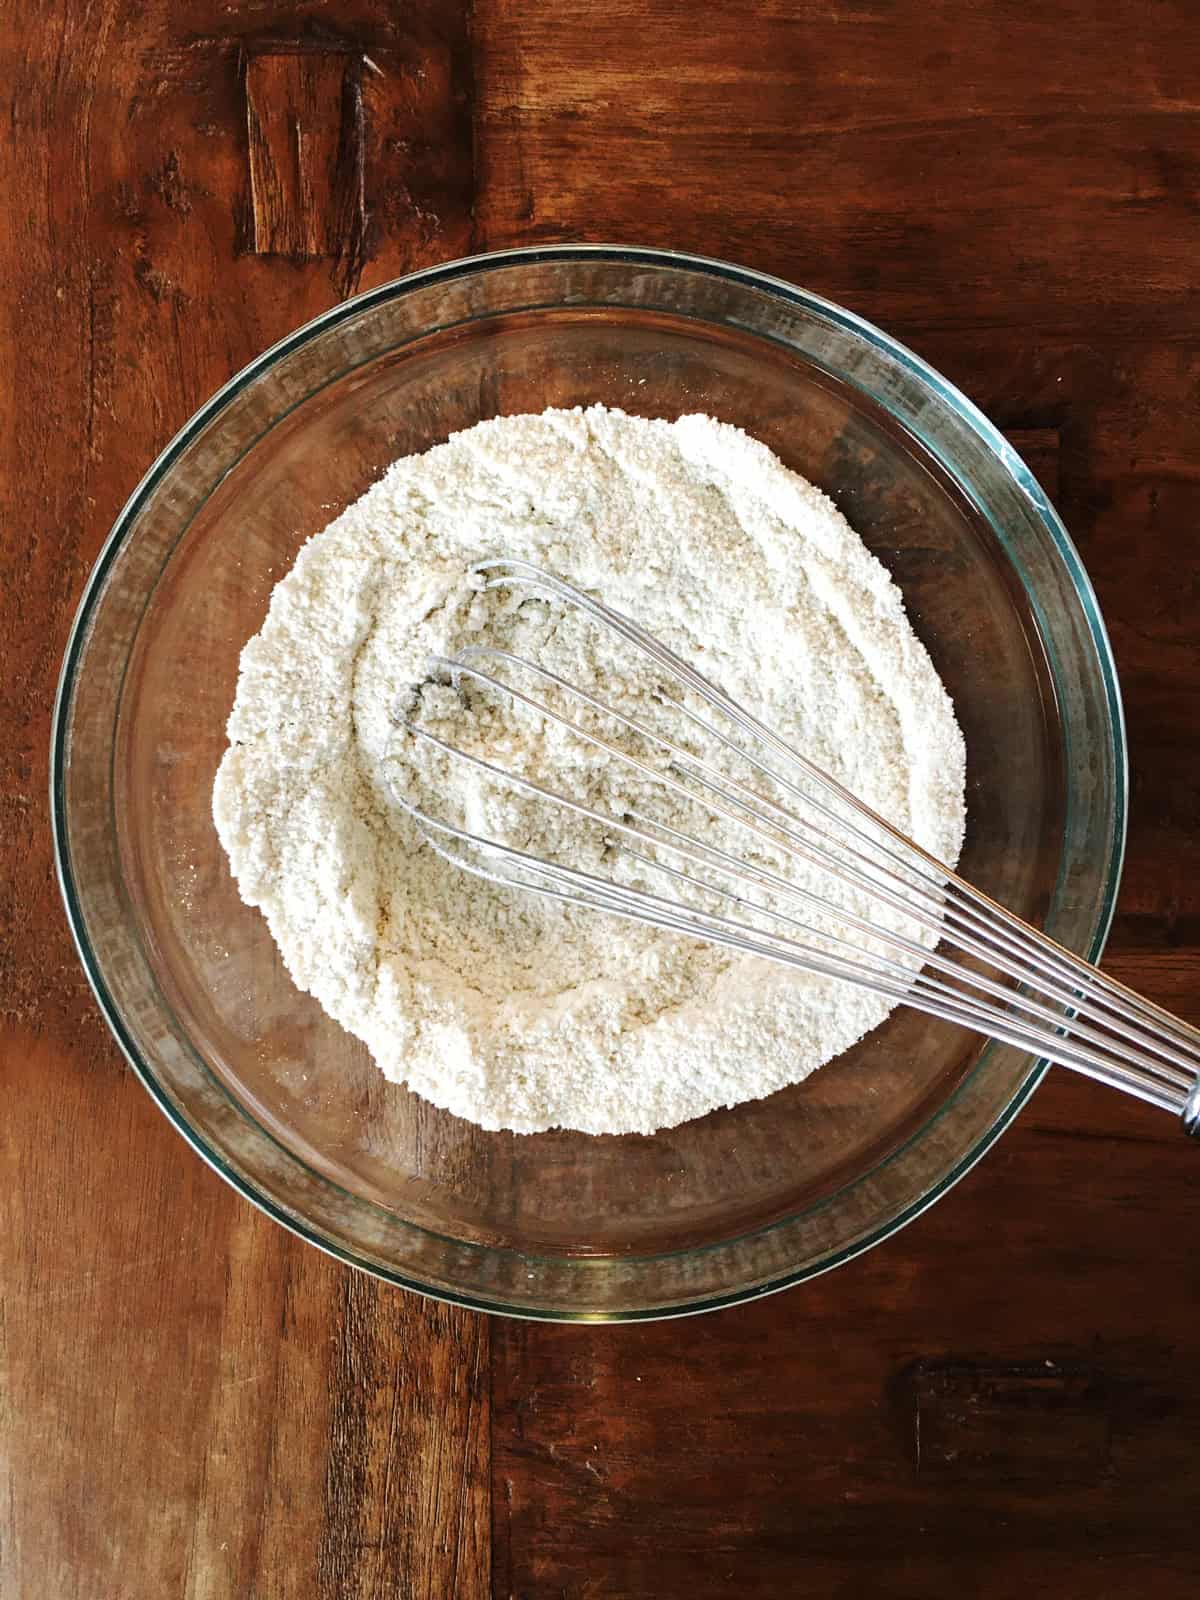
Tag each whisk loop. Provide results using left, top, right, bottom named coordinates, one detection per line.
left=392, top=557, right=1200, bottom=1136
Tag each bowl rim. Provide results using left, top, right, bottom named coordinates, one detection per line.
left=51, top=243, right=1128, bottom=1320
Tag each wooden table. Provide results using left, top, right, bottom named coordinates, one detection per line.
left=3, top=3, right=1198, bottom=1595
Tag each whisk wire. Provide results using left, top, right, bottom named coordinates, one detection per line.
left=404, top=698, right=1194, bottom=1108
left=395, top=558, right=1200, bottom=1133
left=425, top=650, right=1199, bottom=1095
left=479, top=561, right=1200, bottom=1055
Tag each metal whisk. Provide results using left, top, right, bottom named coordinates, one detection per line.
left=395, top=558, right=1200, bottom=1137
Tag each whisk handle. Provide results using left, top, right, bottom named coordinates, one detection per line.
left=1185, top=1082, right=1200, bottom=1138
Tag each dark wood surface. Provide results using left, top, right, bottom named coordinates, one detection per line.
left=2, top=2, right=1197, bottom=1595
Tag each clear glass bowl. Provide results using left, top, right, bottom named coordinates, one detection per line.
left=52, top=247, right=1126, bottom=1319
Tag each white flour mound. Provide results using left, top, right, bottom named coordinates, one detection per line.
left=213, top=406, right=965, bottom=1135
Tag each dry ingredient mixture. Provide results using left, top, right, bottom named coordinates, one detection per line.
left=213, top=407, right=965, bottom=1135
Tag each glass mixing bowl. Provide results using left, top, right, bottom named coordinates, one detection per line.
left=52, top=247, right=1125, bottom=1319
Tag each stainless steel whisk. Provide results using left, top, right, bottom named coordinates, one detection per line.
left=396, top=558, right=1200, bottom=1136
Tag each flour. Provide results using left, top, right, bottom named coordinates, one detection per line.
left=213, top=407, right=965, bottom=1135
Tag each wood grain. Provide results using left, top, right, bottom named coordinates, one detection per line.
left=0, top=2, right=484, bottom=1597
left=491, top=1080, right=1200, bottom=1598
left=474, top=0, right=1200, bottom=340
left=472, top=2, right=1200, bottom=1595
left=3, top=0, right=1200, bottom=1596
